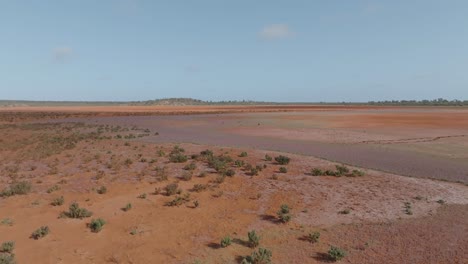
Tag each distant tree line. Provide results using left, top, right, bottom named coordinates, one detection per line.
left=368, top=98, right=468, bottom=106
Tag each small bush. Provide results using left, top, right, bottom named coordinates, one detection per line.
left=250, top=168, right=259, bottom=176
left=264, top=154, right=272, bottom=161
left=220, top=236, right=232, bottom=248
left=308, top=231, right=320, bottom=243
left=437, top=199, right=446, bottom=204
left=215, top=175, right=226, bottom=184
left=328, top=246, right=346, bottom=261
left=335, top=165, right=349, bottom=176
left=169, top=153, right=188, bottom=163
left=277, top=204, right=291, bottom=223
left=0, top=253, right=15, bottom=264
left=138, top=193, right=147, bottom=199
left=157, top=149, right=165, bottom=157
left=234, top=160, right=245, bottom=167
left=31, top=226, right=49, bottom=240
left=325, top=170, right=338, bottom=176
left=63, top=202, right=93, bottom=219
left=51, top=196, right=64, bottom=206
left=242, top=248, right=272, bottom=264
left=0, top=241, right=14, bottom=253
left=0, top=181, right=32, bottom=197
left=350, top=169, right=365, bottom=177
left=200, top=149, right=213, bottom=157
left=89, top=218, right=106, bottom=233
left=248, top=230, right=260, bottom=248
left=97, top=186, right=107, bottom=194
left=192, top=184, right=208, bottom=193
left=164, top=183, right=179, bottom=196
left=183, top=162, right=197, bottom=171
left=275, top=155, right=290, bottom=165
left=239, top=151, right=248, bottom=157
left=311, top=168, right=323, bottom=176
left=182, top=171, right=193, bottom=181
left=224, top=169, right=235, bottom=177
left=279, top=167, right=287, bottom=173
left=166, top=194, right=190, bottom=207
left=339, top=208, right=351, bottom=215
left=46, top=185, right=60, bottom=194
left=122, top=203, right=132, bottom=212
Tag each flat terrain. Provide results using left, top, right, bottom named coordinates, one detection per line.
left=0, top=106, right=467, bottom=263
left=52, top=106, right=468, bottom=183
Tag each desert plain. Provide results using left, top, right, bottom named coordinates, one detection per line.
left=0, top=105, right=467, bottom=264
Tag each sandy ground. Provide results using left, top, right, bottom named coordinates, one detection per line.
left=0, top=121, right=467, bottom=264
left=51, top=107, right=468, bottom=183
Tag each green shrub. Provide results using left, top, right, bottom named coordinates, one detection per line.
left=164, top=183, right=179, bottom=196
left=0, top=253, right=16, bottom=264
left=63, top=202, right=93, bottom=219
left=239, top=151, right=248, bottom=157
left=311, top=168, right=323, bottom=176
left=157, top=149, right=165, bottom=157
left=0, top=218, right=13, bottom=226
left=264, top=154, right=272, bottom=161
left=0, top=181, right=32, bottom=197
left=234, top=160, right=245, bottom=167
left=325, top=170, right=337, bottom=176
left=328, top=246, right=346, bottom=261
left=138, top=193, right=147, bottom=199
left=274, top=155, right=290, bottom=165
left=308, top=231, right=320, bottom=243
left=279, top=167, right=287, bottom=173
left=166, top=194, right=190, bottom=207
left=339, top=208, right=351, bottom=215
left=89, top=218, right=106, bottom=233
left=248, top=230, right=260, bottom=248
left=97, top=186, right=107, bottom=194
left=242, top=248, right=272, bottom=264
left=200, top=149, right=213, bottom=157
left=220, top=236, right=232, bottom=248
left=335, top=165, right=349, bottom=176
left=250, top=168, right=259, bottom=176
left=215, top=175, right=226, bottom=184
left=122, top=203, right=132, bottom=212
left=51, top=196, right=64, bottom=206
left=31, top=226, right=49, bottom=240
left=169, top=153, right=188, bottom=163
left=277, top=204, right=291, bottom=223
left=0, top=241, right=14, bottom=253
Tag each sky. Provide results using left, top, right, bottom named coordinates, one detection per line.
left=1, top=0, right=467, bottom=102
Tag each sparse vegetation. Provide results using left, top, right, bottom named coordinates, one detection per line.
left=328, top=246, right=346, bottom=261
left=31, top=226, right=50, bottom=240
left=182, top=171, right=193, bottom=181
left=220, top=236, right=232, bottom=248
left=404, top=202, right=413, bottom=215
left=248, top=230, right=260, bottom=248
left=239, top=151, right=248, bottom=157
left=241, top=248, right=272, bottom=264
left=0, top=253, right=16, bottom=264
left=311, top=168, right=323, bottom=176
left=339, top=208, right=351, bottom=215
left=138, top=193, right=147, bottom=199
left=274, top=155, right=290, bottom=165
left=279, top=167, right=287, bottom=173
left=51, top=196, right=64, bottom=206
left=62, top=202, right=93, bottom=219
left=89, top=218, right=106, bottom=232
left=164, top=183, right=179, bottom=196
left=0, top=242, right=14, bottom=254
left=264, top=154, right=272, bottom=161
left=166, top=193, right=191, bottom=207
left=183, top=162, right=197, bottom=171
left=0, top=181, right=32, bottom=197
left=192, top=184, right=208, bottom=192
left=307, top=231, right=320, bottom=243
left=277, top=204, right=291, bottom=223
left=46, top=185, right=60, bottom=193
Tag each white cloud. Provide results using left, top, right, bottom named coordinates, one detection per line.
left=259, top=24, right=294, bottom=40
left=53, top=47, right=73, bottom=62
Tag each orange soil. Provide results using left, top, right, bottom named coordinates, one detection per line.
left=1, top=122, right=467, bottom=263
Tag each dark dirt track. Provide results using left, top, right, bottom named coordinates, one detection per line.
left=60, top=113, right=468, bottom=184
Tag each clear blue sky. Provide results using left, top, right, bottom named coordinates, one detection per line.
left=1, top=0, right=467, bottom=102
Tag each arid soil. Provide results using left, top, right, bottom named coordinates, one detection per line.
left=53, top=107, right=468, bottom=183
left=1, top=118, right=467, bottom=264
